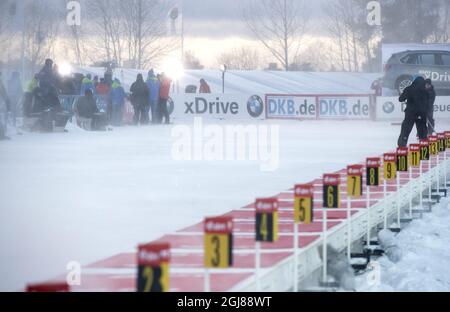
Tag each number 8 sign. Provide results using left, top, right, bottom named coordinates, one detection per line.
left=204, top=217, right=233, bottom=269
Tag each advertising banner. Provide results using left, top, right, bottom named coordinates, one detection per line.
left=265, top=94, right=372, bottom=120
left=169, top=94, right=265, bottom=120
left=376, top=96, right=450, bottom=121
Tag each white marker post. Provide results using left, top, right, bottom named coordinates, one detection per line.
left=255, top=198, right=278, bottom=292
left=383, top=153, right=397, bottom=230
left=322, top=174, right=340, bottom=285
left=366, top=158, right=382, bottom=240
left=294, top=184, right=314, bottom=292
left=410, top=144, right=422, bottom=216
left=204, top=216, right=234, bottom=293
left=346, top=165, right=363, bottom=261
left=430, top=135, right=439, bottom=204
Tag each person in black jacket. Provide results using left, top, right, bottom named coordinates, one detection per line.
left=130, top=74, right=150, bottom=125
left=425, top=79, right=436, bottom=135
left=76, top=89, right=99, bottom=119
left=398, top=76, right=429, bottom=147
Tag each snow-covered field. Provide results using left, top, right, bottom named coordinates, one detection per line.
left=357, top=198, right=450, bottom=292
left=1, top=118, right=449, bottom=292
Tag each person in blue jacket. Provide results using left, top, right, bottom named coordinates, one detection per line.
left=146, top=69, right=160, bottom=124
left=80, top=74, right=96, bottom=96
left=108, top=79, right=126, bottom=126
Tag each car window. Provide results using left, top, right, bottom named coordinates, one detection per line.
left=441, top=54, right=450, bottom=66
left=402, top=54, right=418, bottom=64
left=419, top=54, right=436, bottom=65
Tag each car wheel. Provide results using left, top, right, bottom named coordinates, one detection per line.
left=396, top=76, right=413, bottom=94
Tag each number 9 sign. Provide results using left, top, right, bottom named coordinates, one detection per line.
left=383, top=153, right=397, bottom=181
left=204, top=217, right=233, bottom=269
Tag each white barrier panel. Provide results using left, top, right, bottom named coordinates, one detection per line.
left=376, top=96, right=450, bottom=121
left=265, top=94, right=372, bottom=120
left=169, top=93, right=265, bottom=120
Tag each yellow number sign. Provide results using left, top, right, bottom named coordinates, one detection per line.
left=255, top=198, right=278, bottom=242
left=429, top=135, right=438, bottom=156
left=409, top=144, right=421, bottom=167
left=204, top=217, right=233, bottom=269
left=420, top=139, right=430, bottom=161
left=396, top=147, right=409, bottom=172
left=438, top=133, right=446, bottom=153
left=366, top=158, right=381, bottom=187
left=137, top=243, right=170, bottom=292
left=294, top=184, right=314, bottom=224
left=323, top=174, right=340, bottom=208
left=384, top=153, right=397, bottom=181
left=347, top=165, right=363, bottom=197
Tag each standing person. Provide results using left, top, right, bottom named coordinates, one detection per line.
left=425, top=79, right=436, bottom=135
left=108, top=79, right=126, bottom=126
left=96, top=78, right=110, bottom=96
left=146, top=69, right=160, bottom=124
left=158, top=73, right=172, bottom=124
left=130, top=74, right=150, bottom=125
left=397, top=77, right=429, bottom=147
left=80, top=74, right=96, bottom=96
left=7, top=72, right=23, bottom=127
left=0, top=72, right=11, bottom=140
left=199, top=78, right=211, bottom=93
left=38, top=58, right=62, bottom=112
left=23, top=74, right=38, bottom=117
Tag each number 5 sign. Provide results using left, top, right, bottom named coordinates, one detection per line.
left=204, top=217, right=233, bottom=269
left=294, top=184, right=314, bottom=224
left=137, top=243, right=170, bottom=292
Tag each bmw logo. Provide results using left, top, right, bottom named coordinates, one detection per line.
left=247, top=95, right=264, bottom=118
left=383, top=101, right=395, bottom=114
left=167, top=97, right=175, bottom=116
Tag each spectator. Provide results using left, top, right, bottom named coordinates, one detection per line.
left=80, top=74, right=96, bottom=96
left=23, top=74, right=38, bottom=117
left=108, top=79, right=126, bottom=126
left=130, top=74, right=150, bottom=125
left=93, top=76, right=99, bottom=87
left=75, top=89, right=99, bottom=119
left=96, top=78, right=110, bottom=96
left=104, top=65, right=113, bottom=86
left=37, top=58, right=62, bottom=112
left=7, top=72, right=23, bottom=127
left=199, top=78, right=211, bottom=94
left=158, top=73, right=172, bottom=124
left=0, top=72, right=11, bottom=140
left=146, top=69, right=160, bottom=124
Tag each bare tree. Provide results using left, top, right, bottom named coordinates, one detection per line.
left=217, top=46, right=262, bottom=70
left=323, top=0, right=376, bottom=72
left=120, top=0, right=175, bottom=69
left=243, top=0, right=309, bottom=71
left=23, top=0, right=61, bottom=75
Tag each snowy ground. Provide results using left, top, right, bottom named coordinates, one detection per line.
left=357, top=198, right=450, bottom=292
left=0, top=118, right=430, bottom=292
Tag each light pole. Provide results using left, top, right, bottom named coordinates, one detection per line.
left=220, top=64, right=227, bottom=94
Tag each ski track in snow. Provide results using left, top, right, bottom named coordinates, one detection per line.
left=357, top=198, right=450, bottom=292
left=0, top=118, right=446, bottom=292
